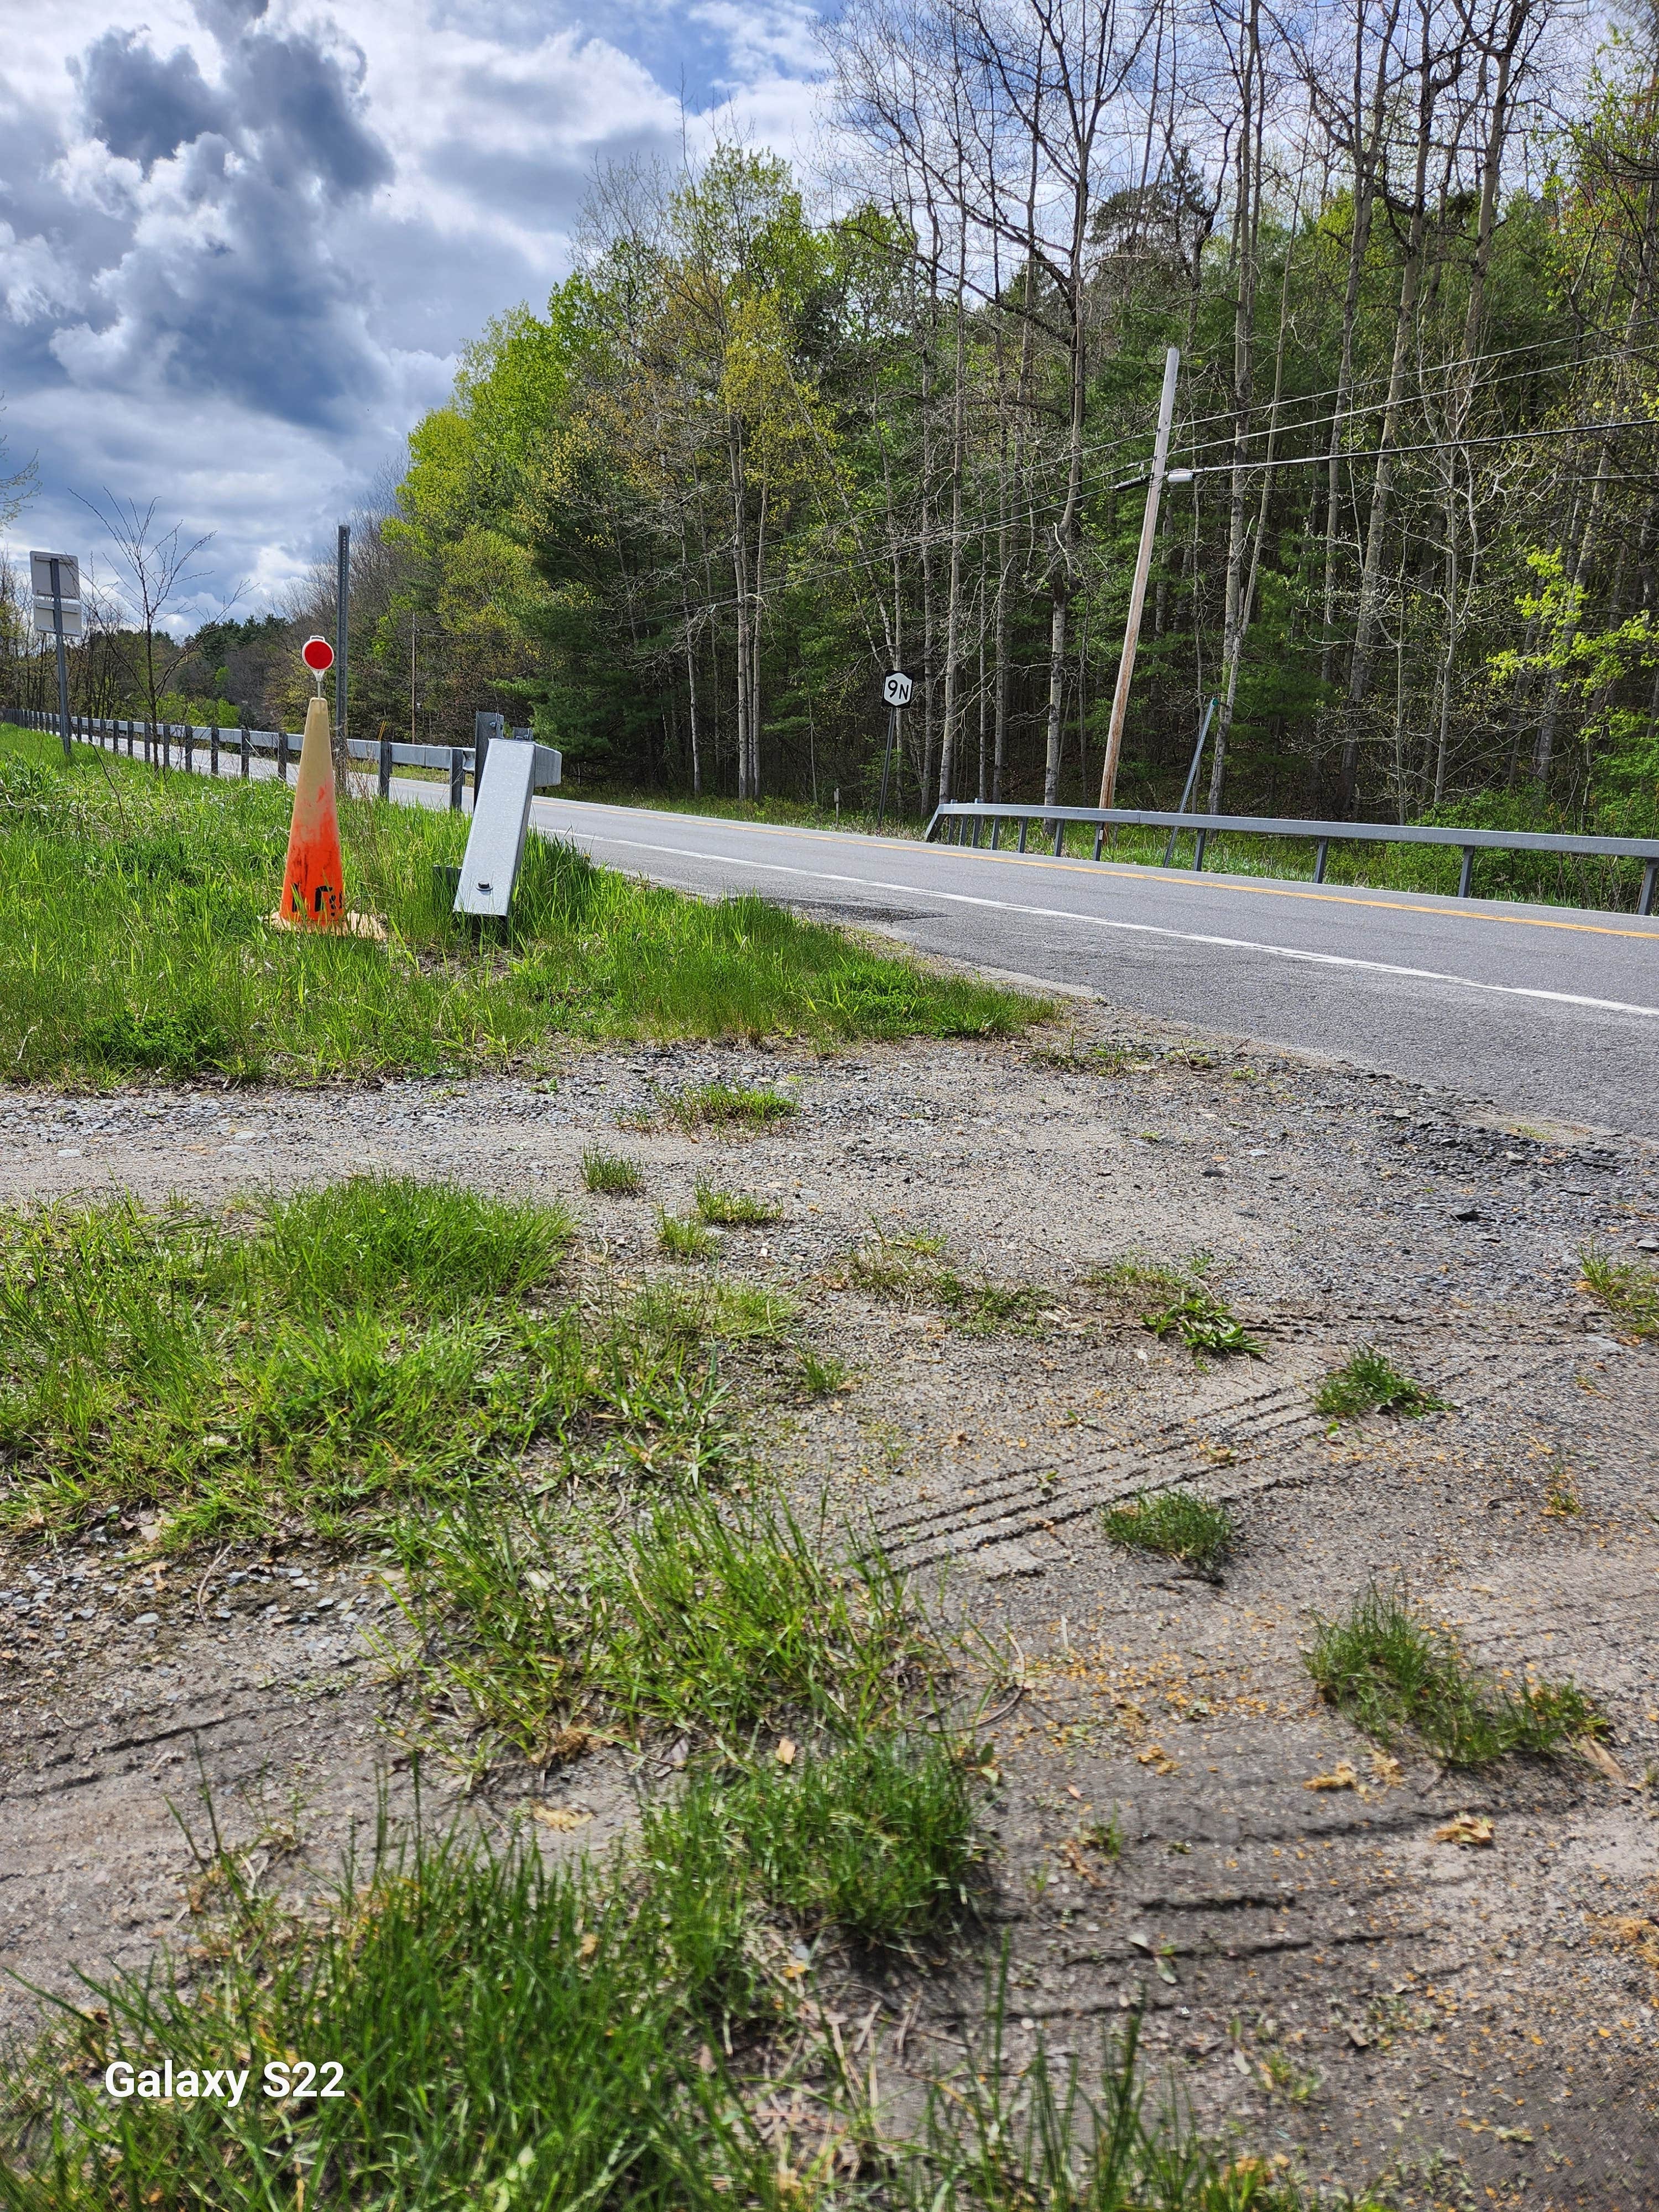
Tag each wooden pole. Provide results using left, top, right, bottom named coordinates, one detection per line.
left=1098, top=347, right=1180, bottom=809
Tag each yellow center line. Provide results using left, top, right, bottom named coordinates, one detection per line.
left=549, top=804, right=1659, bottom=945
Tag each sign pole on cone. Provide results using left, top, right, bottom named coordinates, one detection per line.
left=280, top=639, right=346, bottom=927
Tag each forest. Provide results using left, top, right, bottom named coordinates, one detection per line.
left=9, top=0, right=1659, bottom=836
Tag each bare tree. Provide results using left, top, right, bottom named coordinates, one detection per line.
left=75, top=492, right=215, bottom=740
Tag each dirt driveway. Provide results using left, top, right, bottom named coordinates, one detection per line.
left=2, top=1009, right=1654, bottom=2208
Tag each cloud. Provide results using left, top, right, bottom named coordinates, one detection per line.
left=72, top=30, right=222, bottom=174
left=0, top=0, right=829, bottom=614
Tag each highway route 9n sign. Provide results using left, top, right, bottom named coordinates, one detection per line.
left=883, top=671, right=914, bottom=707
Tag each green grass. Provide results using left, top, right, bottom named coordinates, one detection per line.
left=0, top=1820, right=782, bottom=2211
left=649, top=1735, right=978, bottom=1953
left=659, top=1082, right=799, bottom=1131
left=1313, top=1347, right=1448, bottom=1420
left=582, top=1150, right=644, bottom=1194
left=1305, top=1582, right=1606, bottom=1767
left=1579, top=1243, right=1659, bottom=1339
left=0, top=1807, right=1361, bottom=2212
left=395, top=1490, right=942, bottom=1765
left=656, top=1209, right=717, bottom=1260
left=693, top=1182, right=783, bottom=1225
left=0, top=1181, right=783, bottom=1545
left=0, top=727, right=1035, bottom=1084
left=842, top=1229, right=1045, bottom=1333
left=1101, top=1489, right=1236, bottom=1582
left=1092, top=1257, right=1261, bottom=1358
left=797, top=1349, right=851, bottom=1395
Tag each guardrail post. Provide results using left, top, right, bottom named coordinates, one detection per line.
left=184, top=723, right=195, bottom=775
left=448, top=748, right=463, bottom=810
left=1314, top=837, right=1329, bottom=883
left=990, top=817, right=1002, bottom=850
left=278, top=729, right=289, bottom=784
left=1458, top=847, right=1475, bottom=898
left=240, top=724, right=250, bottom=779
left=1052, top=819, right=1065, bottom=857
left=1640, top=859, right=1656, bottom=917
left=1194, top=830, right=1208, bottom=870
left=1093, top=822, right=1105, bottom=860
left=1016, top=818, right=1028, bottom=853
left=210, top=723, right=219, bottom=777
left=378, top=727, right=392, bottom=801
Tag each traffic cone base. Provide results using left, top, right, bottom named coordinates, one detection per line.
left=280, top=696, right=346, bottom=927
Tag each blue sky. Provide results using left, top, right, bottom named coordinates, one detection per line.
left=0, top=0, right=825, bottom=628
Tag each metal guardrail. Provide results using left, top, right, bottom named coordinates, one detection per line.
left=7, top=708, right=486, bottom=809
left=925, top=799, right=1659, bottom=917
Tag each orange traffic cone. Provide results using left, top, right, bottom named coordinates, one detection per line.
left=279, top=695, right=345, bottom=927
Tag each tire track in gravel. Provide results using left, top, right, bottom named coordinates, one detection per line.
left=874, top=1330, right=1583, bottom=1573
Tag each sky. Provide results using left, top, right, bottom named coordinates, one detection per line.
left=0, top=0, right=826, bottom=629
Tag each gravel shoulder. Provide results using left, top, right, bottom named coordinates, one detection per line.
left=2, top=1009, right=1655, bottom=2207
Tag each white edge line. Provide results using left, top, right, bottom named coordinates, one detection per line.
left=533, top=816, right=1659, bottom=1022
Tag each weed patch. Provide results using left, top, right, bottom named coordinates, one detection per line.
left=656, top=1210, right=717, bottom=1261
left=1579, top=1244, right=1659, bottom=1339
left=0, top=1822, right=782, bottom=2210
left=1306, top=1582, right=1605, bottom=1767
left=1092, top=1257, right=1261, bottom=1358
left=582, top=1150, right=644, bottom=1194
left=649, top=1735, right=978, bottom=1953
left=842, top=1229, right=1044, bottom=1333
left=0, top=1184, right=780, bottom=1543
left=0, top=724, right=1035, bottom=1084
left=660, top=1082, right=799, bottom=1131
left=396, top=1491, right=942, bottom=1766
left=1314, top=1348, right=1448, bottom=1421
left=1102, top=1489, right=1235, bottom=1582
left=797, top=1350, right=850, bottom=1395
left=694, top=1183, right=783, bottom=1224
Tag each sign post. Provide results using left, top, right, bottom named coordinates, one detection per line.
left=877, top=671, right=912, bottom=832
left=30, top=551, right=82, bottom=765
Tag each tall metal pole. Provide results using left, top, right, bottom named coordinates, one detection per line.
left=49, top=558, right=72, bottom=764
left=333, top=523, right=350, bottom=786
left=875, top=703, right=897, bottom=831
left=1098, top=346, right=1180, bottom=809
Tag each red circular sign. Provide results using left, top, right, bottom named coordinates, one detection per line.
left=301, top=635, right=335, bottom=673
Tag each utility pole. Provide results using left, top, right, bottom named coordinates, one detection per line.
left=1098, top=348, right=1182, bottom=809
left=333, top=523, right=350, bottom=786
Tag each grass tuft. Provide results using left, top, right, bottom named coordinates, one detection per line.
left=1092, top=1256, right=1261, bottom=1358
left=648, top=1736, right=978, bottom=1953
left=661, top=1082, right=799, bottom=1131
left=1578, top=1243, right=1659, bottom=1339
left=397, top=1491, right=943, bottom=1764
left=1101, top=1489, right=1235, bottom=1582
left=797, top=1349, right=851, bottom=1395
left=1305, top=1582, right=1606, bottom=1767
left=1313, top=1347, right=1448, bottom=1421
left=582, top=1150, right=644, bottom=1194
left=656, top=1210, right=717, bottom=1261
left=843, top=1229, right=1044, bottom=1332
left=0, top=1821, right=779, bottom=2209
left=693, top=1182, right=783, bottom=1225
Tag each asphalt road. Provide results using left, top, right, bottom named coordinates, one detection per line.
left=526, top=796, right=1659, bottom=1140
left=69, top=735, right=1656, bottom=1139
